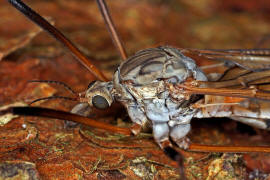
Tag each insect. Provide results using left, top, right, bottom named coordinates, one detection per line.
left=2, top=0, right=270, bottom=179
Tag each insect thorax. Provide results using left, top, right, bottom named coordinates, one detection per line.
left=112, top=46, right=207, bottom=128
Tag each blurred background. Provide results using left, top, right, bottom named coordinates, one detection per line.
left=2, top=0, right=270, bottom=65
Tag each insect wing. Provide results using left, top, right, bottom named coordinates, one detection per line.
left=180, top=48, right=270, bottom=91
left=173, top=48, right=270, bottom=130
left=181, top=48, right=270, bottom=71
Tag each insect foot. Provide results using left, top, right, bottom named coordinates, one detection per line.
left=172, top=137, right=191, bottom=150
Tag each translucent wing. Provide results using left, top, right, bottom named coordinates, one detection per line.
left=172, top=48, right=270, bottom=130
left=181, top=48, right=270, bottom=71
left=177, top=48, right=270, bottom=100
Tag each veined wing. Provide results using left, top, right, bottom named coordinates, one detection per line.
left=179, top=48, right=270, bottom=92
left=181, top=48, right=270, bottom=71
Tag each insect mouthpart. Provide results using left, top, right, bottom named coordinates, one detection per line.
left=85, top=81, right=114, bottom=110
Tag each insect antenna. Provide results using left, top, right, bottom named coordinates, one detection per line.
left=28, top=80, right=77, bottom=95
left=8, top=0, right=107, bottom=81
left=29, top=96, right=79, bottom=105
left=96, top=0, right=128, bottom=60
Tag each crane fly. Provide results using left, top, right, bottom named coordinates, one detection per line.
left=1, top=0, right=270, bottom=179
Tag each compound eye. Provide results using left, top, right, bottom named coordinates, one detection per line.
left=92, top=95, right=109, bottom=109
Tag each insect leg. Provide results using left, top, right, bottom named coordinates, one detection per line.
left=152, top=122, right=186, bottom=180
left=126, top=105, right=148, bottom=134
left=8, top=0, right=107, bottom=81
left=0, top=106, right=131, bottom=135
left=152, top=122, right=170, bottom=147
left=96, top=0, right=127, bottom=60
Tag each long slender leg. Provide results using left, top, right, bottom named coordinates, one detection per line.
left=8, top=0, right=107, bottom=81
left=0, top=106, right=132, bottom=135
left=96, top=0, right=127, bottom=60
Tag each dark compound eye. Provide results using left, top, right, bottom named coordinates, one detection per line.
left=92, top=95, right=109, bottom=109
